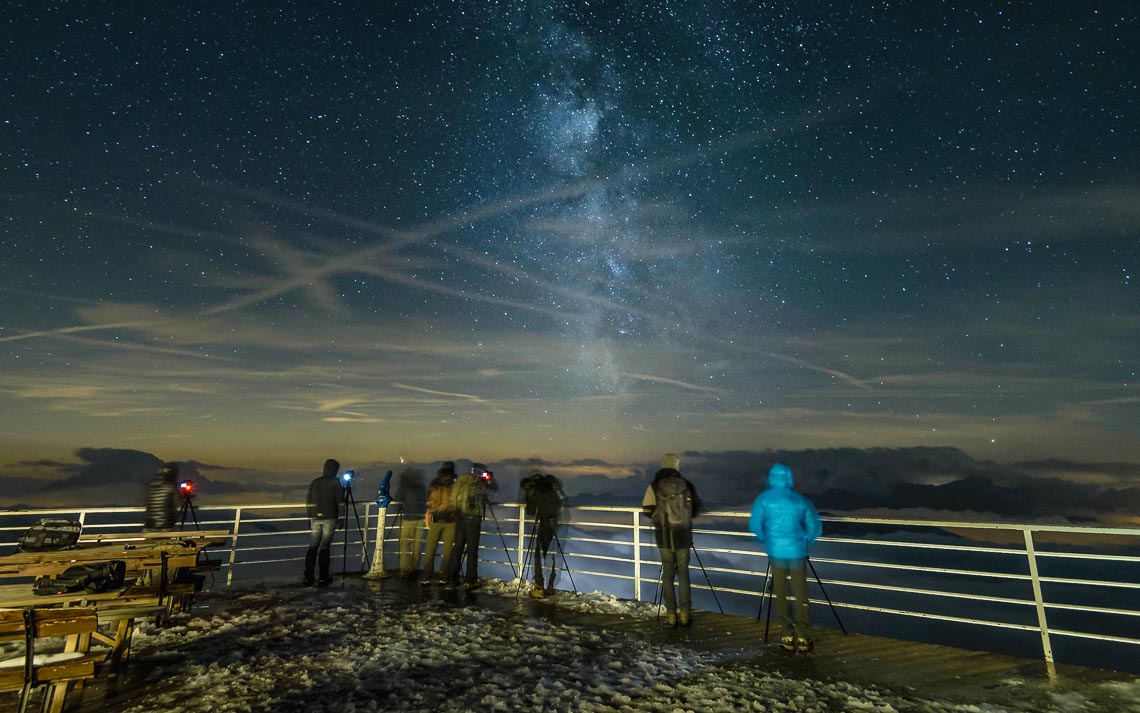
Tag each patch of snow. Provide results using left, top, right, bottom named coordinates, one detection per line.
left=53, top=583, right=1134, bottom=712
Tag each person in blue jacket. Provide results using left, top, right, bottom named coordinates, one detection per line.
left=749, top=462, right=823, bottom=652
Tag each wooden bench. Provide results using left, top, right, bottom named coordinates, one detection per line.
left=0, top=607, right=105, bottom=713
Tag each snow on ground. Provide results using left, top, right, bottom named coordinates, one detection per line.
left=17, top=579, right=1140, bottom=713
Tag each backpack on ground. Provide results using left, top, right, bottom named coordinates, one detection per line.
left=17, top=518, right=82, bottom=553
left=654, top=474, right=692, bottom=529
left=33, top=560, right=126, bottom=596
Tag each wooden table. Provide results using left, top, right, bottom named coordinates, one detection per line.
left=0, top=535, right=226, bottom=677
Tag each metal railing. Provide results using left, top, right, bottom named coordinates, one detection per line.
left=2, top=503, right=1137, bottom=675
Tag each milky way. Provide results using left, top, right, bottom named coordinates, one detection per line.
left=1, top=3, right=1136, bottom=473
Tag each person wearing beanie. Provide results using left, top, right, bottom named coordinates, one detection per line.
left=421, top=460, right=458, bottom=584
left=749, top=462, right=823, bottom=653
left=143, top=461, right=181, bottom=531
left=304, top=457, right=343, bottom=586
left=641, top=452, right=702, bottom=627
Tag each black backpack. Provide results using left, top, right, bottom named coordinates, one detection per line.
left=654, top=474, right=692, bottom=529
left=33, top=560, right=127, bottom=596
left=17, top=519, right=82, bottom=552
left=523, top=474, right=564, bottom=521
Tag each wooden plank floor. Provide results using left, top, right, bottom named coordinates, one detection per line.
left=53, top=577, right=1139, bottom=712
left=482, top=590, right=1136, bottom=711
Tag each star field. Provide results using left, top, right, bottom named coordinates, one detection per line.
left=0, top=2, right=1136, bottom=473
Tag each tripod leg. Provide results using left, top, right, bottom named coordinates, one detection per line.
left=807, top=558, right=847, bottom=634
left=690, top=542, right=724, bottom=614
left=756, top=559, right=770, bottom=621
left=516, top=520, right=537, bottom=597
left=551, top=526, right=577, bottom=594
left=764, top=572, right=774, bottom=643
left=485, top=502, right=517, bottom=579
left=652, top=563, right=664, bottom=621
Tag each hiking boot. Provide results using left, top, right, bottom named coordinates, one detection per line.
left=665, top=612, right=677, bottom=627
left=678, top=610, right=691, bottom=627
left=529, top=586, right=545, bottom=599
left=779, top=635, right=796, bottom=651
left=419, top=577, right=432, bottom=586
left=795, top=637, right=814, bottom=653
left=465, top=580, right=482, bottom=591
left=317, top=578, right=333, bottom=587
left=302, top=577, right=315, bottom=587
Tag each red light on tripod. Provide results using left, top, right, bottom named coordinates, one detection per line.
left=178, top=480, right=195, bottom=495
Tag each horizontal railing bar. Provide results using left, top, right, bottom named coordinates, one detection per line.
left=811, top=556, right=1032, bottom=581
left=813, top=577, right=1035, bottom=607
left=819, top=599, right=1043, bottom=632
left=1049, top=628, right=1140, bottom=645
left=1044, top=601, right=1140, bottom=618
left=1036, top=551, right=1140, bottom=564
left=820, top=536, right=1028, bottom=556
left=817, top=516, right=1140, bottom=537
left=1037, top=576, right=1140, bottom=591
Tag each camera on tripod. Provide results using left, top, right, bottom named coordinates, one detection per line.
left=178, top=480, right=196, bottom=500
left=340, top=470, right=356, bottom=486
left=473, top=464, right=493, bottom=484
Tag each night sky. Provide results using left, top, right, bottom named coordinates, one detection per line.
left=2, top=3, right=1137, bottom=487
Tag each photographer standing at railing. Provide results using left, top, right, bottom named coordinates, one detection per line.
left=448, top=462, right=492, bottom=591
left=749, top=462, right=823, bottom=653
left=642, top=453, right=702, bottom=627
left=303, top=458, right=342, bottom=587
left=143, top=461, right=181, bottom=532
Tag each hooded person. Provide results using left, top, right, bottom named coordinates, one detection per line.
left=641, top=453, right=702, bottom=626
left=303, top=458, right=343, bottom=586
left=749, top=462, right=823, bottom=653
left=143, top=461, right=181, bottom=531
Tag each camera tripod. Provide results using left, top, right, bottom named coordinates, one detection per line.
left=756, top=557, right=847, bottom=641
left=650, top=535, right=724, bottom=621
left=178, top=494, right=199, bottom=529
left=515, top=515, right=578, bottom=598
left=448, top=499, right=518, bottom=589
left=339, top=479, right=371, bottom=584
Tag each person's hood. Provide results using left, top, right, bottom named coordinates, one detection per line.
left=653, top=467, right=682, bottom=483
left=322, top=458, right=340, bottom=478
left=766, top=462, right=793, bottom=489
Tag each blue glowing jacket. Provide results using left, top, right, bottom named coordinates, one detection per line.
left=748, top=463, right=822, bottom=561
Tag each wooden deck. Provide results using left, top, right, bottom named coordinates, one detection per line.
left=54, top=576, right=1138, bottom=712
left=528, top=604, right=1133, bottom=711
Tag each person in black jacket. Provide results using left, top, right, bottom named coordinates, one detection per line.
left=641, top=453, right=702, bottom=626
left=519, top=470, right=566, bottom=598
left=303, top=458, right=343, bottom=586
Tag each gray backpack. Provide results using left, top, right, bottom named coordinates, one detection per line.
left=654, top=475, right=692, bottom=529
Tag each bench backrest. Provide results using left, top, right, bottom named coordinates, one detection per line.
left=0, top=607, right=100, bottom=696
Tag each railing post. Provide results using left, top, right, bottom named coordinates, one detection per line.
left=364, top=505, right=389, bottom=578
left=517, top=504, right=526, bottom=577
left=225, top=507, right=243, bottom=588
left=633, top=509, right=642, bottom=601
left=1022, top=528, right=1056, bottom=678
left=362, top=502, right=373, bottom=568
